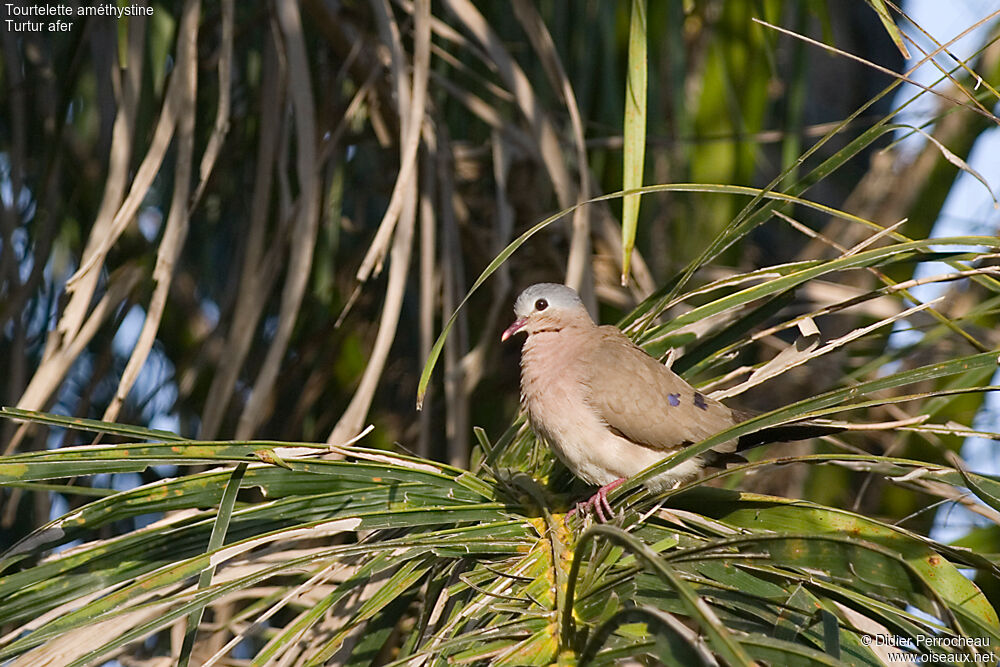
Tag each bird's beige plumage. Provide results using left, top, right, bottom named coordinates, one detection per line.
left=502, top=283, right=834, bottom=516
left=580, top=326, right=737, bottom=454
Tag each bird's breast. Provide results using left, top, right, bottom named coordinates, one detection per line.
left=520, top=332, right=586, bottom=441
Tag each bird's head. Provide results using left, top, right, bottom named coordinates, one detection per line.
left=501, top=283, right=593, bottom=341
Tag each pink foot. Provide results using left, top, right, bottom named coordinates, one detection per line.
left=569, top=477, right=627, bottom=522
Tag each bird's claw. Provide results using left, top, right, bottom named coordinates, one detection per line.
left=569, top=478, right=626, bottom=523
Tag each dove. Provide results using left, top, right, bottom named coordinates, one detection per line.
left=501, top=283, right=837, bottom=521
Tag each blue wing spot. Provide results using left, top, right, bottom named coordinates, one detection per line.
left=693, top=392, right=708, bottom=410
left=667, top=393, right=680, bottom=407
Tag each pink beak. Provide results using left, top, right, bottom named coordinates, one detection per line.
left=501, top=317, right=527, bottom=342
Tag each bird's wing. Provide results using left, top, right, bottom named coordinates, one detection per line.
left=580, top=326, right=739, bottom=452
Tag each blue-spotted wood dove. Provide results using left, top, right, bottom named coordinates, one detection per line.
left=502, top=283, right=837, bottom=520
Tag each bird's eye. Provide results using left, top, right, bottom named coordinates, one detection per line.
left=535, top=298, right=548, bottom=311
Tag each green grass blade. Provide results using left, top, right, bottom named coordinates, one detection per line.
left=621, top=0, right=647, bottom=286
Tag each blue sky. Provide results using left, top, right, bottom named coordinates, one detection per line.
left=894, top=0, right=1000, bottom=543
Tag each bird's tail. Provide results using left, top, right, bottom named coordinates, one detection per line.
left=735, top=422, right=842, bottom=452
